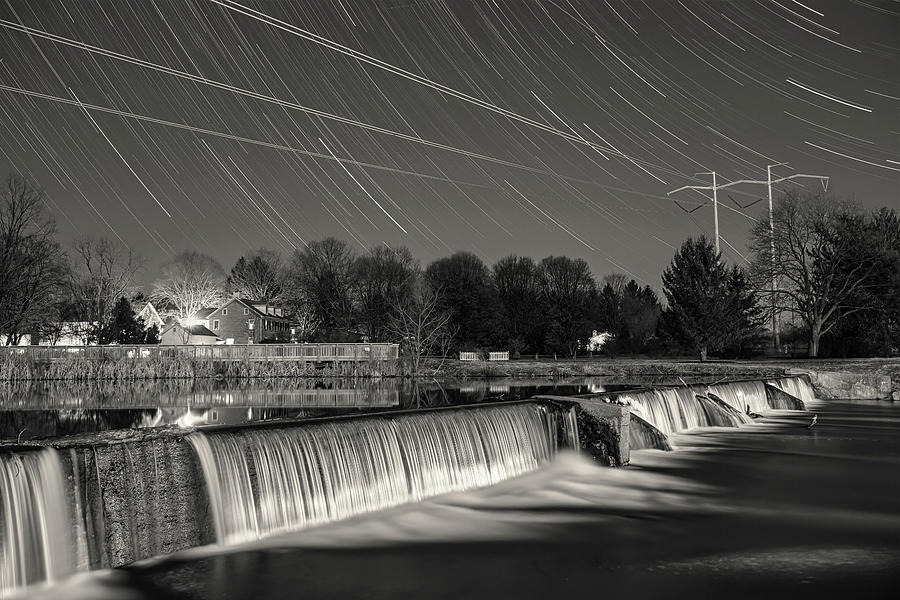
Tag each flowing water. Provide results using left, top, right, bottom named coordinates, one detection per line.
left=5, top=374, right=879, bottom=600
left=188, top=403, right=579, bottom=545
left=22, top=399, right=899, bottom=600
left=0, top=449, right=79, bottom=594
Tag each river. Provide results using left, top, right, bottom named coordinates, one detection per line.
left=24, top=398, right=899, bottom=600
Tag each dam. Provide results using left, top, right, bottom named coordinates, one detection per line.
left=0, top=375, right=818, bottom=596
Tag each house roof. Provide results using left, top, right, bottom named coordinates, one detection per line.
left=186, top=324, right=219, bottom=338
left=191, top=307, right=217, bottom=319
left=161, top=322, right=221, bottom=338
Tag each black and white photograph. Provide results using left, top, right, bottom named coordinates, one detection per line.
left=0, top=1, right=898, bottom=598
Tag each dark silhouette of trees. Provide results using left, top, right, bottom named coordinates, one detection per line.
left=287, top=237, right=355, bottom=339
left=750, top=191, right=887, bottom=357
left=228, top=248, right=286, bottom=307
left=425, top=251, right=496, bottom=350
left=353, top=245, right=418, bottom=342
left=536, top=256, right=597, bottom=357
left=151, top=251, right=227, bottom=322
left=663, top=236, right=761, bottom=360
left=0, top=175, right=65, bottom=345
left=819, top=207, right=900, bottom=356
left=597, top=279, right=662, bottom=354
left=66, top=235, right=142, bottom=344
left=99, top=297, right=147, bottom=344
left=492, top=255, right=542, bottom=356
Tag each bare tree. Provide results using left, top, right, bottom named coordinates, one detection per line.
left=0, top=174, right=65, bottom=344
left=750, top=190, right=883, bottom=357
left=228, top=248, right=286, bottom=307
left=65, top=235, right=143, bottom=343
left=291, top=303, right=322, bottom=342
left=151, top=251, right=227, bottom=322
left=387, top=281, right=455, bottom=376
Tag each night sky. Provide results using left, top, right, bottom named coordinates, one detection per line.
left=1, top=1, right=897, bottom=287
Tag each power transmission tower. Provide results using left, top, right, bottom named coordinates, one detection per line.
left=669, top=164, right=829, bottom=352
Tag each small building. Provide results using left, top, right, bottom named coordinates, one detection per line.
left=202, top=297, right=291, bottom=344
left=159, top=323, right=222, bottom=345
left=136, top=302, right=164, bottom=331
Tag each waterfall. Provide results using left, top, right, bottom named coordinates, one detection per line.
left=697, top=394, right=754, bottom=427
left=767, top=376, right=816, bottom=405
left=188, top=402, right=578, bottom=546
left=629, top=414, right=672, bottom=451
left=618, top=387, right=711, bottom=435
left=619, top=376, right=812, bottom=436
left=1, top=449, right=81, bottom=597
left=706, top=380, right=768, bottom=415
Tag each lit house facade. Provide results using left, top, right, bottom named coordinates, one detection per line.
left=201, top=297, right=291, bottom=344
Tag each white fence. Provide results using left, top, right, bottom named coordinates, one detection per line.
left=459, top=351, right=509, bottom=361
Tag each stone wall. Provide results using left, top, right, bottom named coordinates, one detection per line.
left=537, top=395, right=630, bottom=466
left=790, top=369, right=892, bottom=400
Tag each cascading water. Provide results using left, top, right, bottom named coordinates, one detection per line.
left=189, top=402, right=578, bottom=546
left=706, top=380, right=769, bottom=415
left=620, top=376, right=813, bottom=436
left=628, top=414, right=672, bottom=451
left=1, top=449, right=80, bottom=597
left=767, top=376, right=816, bottom=406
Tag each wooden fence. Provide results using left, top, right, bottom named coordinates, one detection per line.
left=4, top=343, right=400, bottom=363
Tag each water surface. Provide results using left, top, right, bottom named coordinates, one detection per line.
left=26, top=400, right=899, bottom=599
left=0, top=377, right=640, bottom=441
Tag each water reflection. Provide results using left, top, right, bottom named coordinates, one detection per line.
left=0, top=377, right=639, bottom=441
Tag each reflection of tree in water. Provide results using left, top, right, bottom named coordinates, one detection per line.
left=0, top=409, right=152, bottom=441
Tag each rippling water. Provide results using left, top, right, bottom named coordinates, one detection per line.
left=22, top=400, right=899, bottom=600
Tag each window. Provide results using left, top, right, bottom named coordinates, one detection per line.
left=243, top=308, right=249, bottom=315
left=222, top=308, right=227, bottom=315
left=213, top=320, right=220, bottom=330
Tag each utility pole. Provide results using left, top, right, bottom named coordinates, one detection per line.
left=670, top=164, right=829, bottom=353
left=668, top=172, right=722, bottom=255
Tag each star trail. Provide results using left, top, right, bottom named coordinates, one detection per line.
left=0, top=0, right=897, bottom=285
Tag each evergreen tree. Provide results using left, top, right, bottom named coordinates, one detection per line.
left=99, top=296, right=146, bottom=344
left=662, top=236, right=761, bottom=360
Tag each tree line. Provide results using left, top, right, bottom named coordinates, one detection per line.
left=2, top=174, right=897, bottom=358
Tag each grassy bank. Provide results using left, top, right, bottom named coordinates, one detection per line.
left=0, top=353, right=401, bottom=381
left=415, top=357, right=789, bottom=379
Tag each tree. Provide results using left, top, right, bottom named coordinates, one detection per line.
left=151, top=251, right=227, bottom=322
left=287, top=238, right=355, bottom=338
left=596, top=276, right=661, bottom=354
left=749, top=191, right=887, bottom=357
left=65, top=235, right=142, bottom=343
left=98, top=297, right=146, bottom=344
left=353, top=245, right=418, bottom=342
left=662, top=236, right=761, bottom=360
left=820, top=207, right=900, bottom=356
left=536, top=256, right=597, bottom=357
left=228, top=248, right=286, bottom=307
left=387, top=279, right=455, bottom=376
left=0, top=174, right=65, bottom=344
left=425, top=251, right=496, bottom=350
left=492, top=255, right=542, bottom=355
